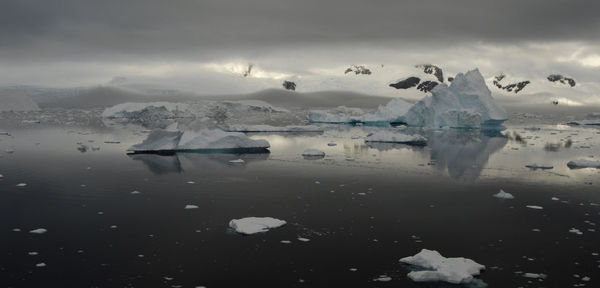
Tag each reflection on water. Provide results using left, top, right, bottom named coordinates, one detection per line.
left=429, top=129, right=508, bottom=182
left=130, top=153, right=269, bottom=174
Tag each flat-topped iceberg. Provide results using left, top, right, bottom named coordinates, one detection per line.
left=222, top=124, right=324, bottom=132
left=405, top=69, right=507, bottom=128
left=400, top=249, right=485, bottom=284
left=308, top=98, right=413, bottom=124
left=229, top=217, right=287, bottom=235
left=102, top=102, right=192, bottom=119
left=364, top=130, right=427, bottom=146
left=128, top=129, right=270, bottom=154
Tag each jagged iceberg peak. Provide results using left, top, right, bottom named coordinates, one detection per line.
left=405, top=69, right=508, bottom=129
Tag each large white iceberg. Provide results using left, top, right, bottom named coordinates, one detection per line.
left=400, top=249, right=485, bottom=284
left=308, top=106, right=365, bottom=124
left=128, top=129, right=270, bottom=153
left=364, top=130, right=427, bottom=146
left=229, top=217, right=287, bottom=235
left=405, top=69, right=507, bottom=128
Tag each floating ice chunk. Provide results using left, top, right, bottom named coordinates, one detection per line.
left=526, top=205, right=543, bottom=210
left=29, top=228, right=47, bottom=234
left=405, top=69, right=507, bottom=128
left=35, top=263, right=46, bottom=267
left=280, top=240, right=292, bottom=244
left=228, top=217, right=286, bottom=235
left=361, top=98, right=413, bottom=124
left=128, top=129, right=270, bottom=153
left=400, top=249, right=485, bottom=284
left=523, top=273, right=547, bottom=279
left=569, top=228, right=583, bottom=235
left=0, top=174, right=3, bottom=178
left=493, top=189, right=514, bottom=199
left=302, top=149, right=325, bottom=157
left=525, top=163, right=554, bottom=169
left=308, top=106, right=365, bottom=123
left=184, top=205, right=199, bottom=209
left=229, top=159, right=245, bottom=164
left=222, top=124, right=323, bottom=133
left=28, top=252, right=39, bottom=256
left=131, top=190, right=141, bottom=194
left=567, top=159, right=600, bottom=169
left=297, top=237, right=311, bottom=242
left=16, top=183, right=27, bottom=187
left=373, top=275, right=392, bottom=282
left=364, top=131, right=427, bottom=146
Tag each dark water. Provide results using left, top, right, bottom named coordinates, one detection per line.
left=1, top=121, right=599, bottom=288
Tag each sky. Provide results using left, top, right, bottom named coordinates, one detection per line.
left=1, top=0, right=600, bottom=104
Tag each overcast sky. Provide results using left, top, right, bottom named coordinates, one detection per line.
left=2, top=0, right=599, bottom=104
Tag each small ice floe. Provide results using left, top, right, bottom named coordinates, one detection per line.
left=29, top=228, right=47, bottom=234
left=582, top=276, right=591, bottom=281
left=523, top=273, right=547, bottom=279
left=302, top=149, right=325, bottom=157
left=373, top=275, right=392, bottom=282
left=280, top=240, right=292, bottom=244
left=493, top=189, right=514, bottom=199
left=0, top=174, right=4, bottom=178
left=297, top=237, right=311, bottom=242
left=399, top=249, right=485, bottom=284
left=184, top=205, right=199, bottom=209
left=35, top=263, right=46, bottom=267
left=551, top=197, right=560, bottom=201
left=229, top=159, right=245, bottom=164
left=28, top=252, right=39, bottom=256
left=569, top=228, right=583, bottom=235
left=345, top=157, right=355, bottom=161
left=5, top=149, right=15, bottom=153
left=186, top=181, right=195, bottom=184
left=16, top=183, right=27, bottom=187
left=526, top=205, right=543, bottom=210
left=364, top=131, right=427, bottom=146
left=110, top=225, right=118, bottom=229
left=228, top=217, right=286, bottom=235
left=349, top=268, right=358, bottom=272
left=525, top=163, right=553, bottom=170
left=12, top=228, right=21, bottom=232
left=567, top=159, right=600, bottom=169
left=327, top=142, right=337, bottom=146
left=130, top=190, right=141, bottom=194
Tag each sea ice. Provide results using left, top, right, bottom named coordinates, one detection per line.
left=523, top=273, right=547, bottom=279
left=29, top=228, right=47, bottom=234
left=16, top=183, right=27, bottom=187
left=567, top=159, right=600, bottom=169
left=400, top=249, right=485, bottom=284
left=566, top=120, right=600, bottom=126
left=526, top=205, right=543, bottom=210
left=184, top=205, right=199, bottom=209
left=364, top=130, right=427, bottom=146
left=493, top=189, right=514, bottom=199
left=228, top=217, right=286, bottom=235
left=102, top=102, right=191, bottom=119
left=229, top=159, right=245, bottom=164
left=302, top=149, right=326, bottom=157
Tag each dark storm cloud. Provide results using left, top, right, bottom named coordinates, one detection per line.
left=1, top=0, right=599, bottom=61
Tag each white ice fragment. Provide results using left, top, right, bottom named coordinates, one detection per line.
left=525, top=163, right=554, bottom=169
left=400, top=249, right=485, bottom=284
left=110, top=225, right=118, bottom=229
left=280, top=240, right=292, bottom=244
left=523, top=273, right=547, bottom=279
left=228, top=217, right=286, bottom=235
left=569, top=228, right=583, bottom=235
left=297, top=237, right=310, bottom=242
left=131, top=190, right=141, bottom=194
left=16, top=183, right=27, bottom=187
left=582, top=276, right=590, bottom=281
left=0, top=174, right=3, bottom=178
left=184, top=205, right=199, bottom=210
left=35, top=263, right=46, bottom=267
left=12, top=228, right=21, bottom=232
left=302, top=149, right=325, bottom=157
left=28, top=252, right=39, bottom=256
left=187, top=181, right=195, bottom=184
left=567, top=159, right=600, bottom=169
left=526, top=205, right=543, bottom=210
left=493, top=189, right=514, bottom=199
left=373, top=275, right=392, bottom=282
left=365, top=130, right=427, bottom=146
left=29, top=228, right=47, bottom=234
left=551, top=197, right=560, bottom=201
left=229, top=159, right=245, bottom=164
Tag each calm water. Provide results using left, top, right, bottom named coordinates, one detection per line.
left=1, top=114, right=599, bottom=287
